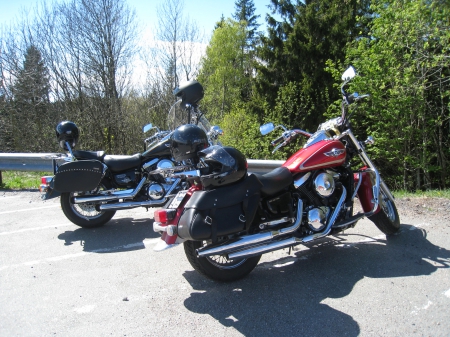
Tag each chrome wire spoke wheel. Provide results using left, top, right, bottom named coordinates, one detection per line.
left=206, top=254, right=247, bottom=270
left=380, top=191, right=396, bottom=222
left=69, top=192, right=104, bottom=219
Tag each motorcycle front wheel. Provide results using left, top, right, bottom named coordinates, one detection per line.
left=60, top=186, right=116, bottom=228
left=184, top=240, right=261, bottom=282
left=369, top=185, right=400, bottom=235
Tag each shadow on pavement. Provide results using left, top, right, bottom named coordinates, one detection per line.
left=57, top=216, right=159, bottom=253
left=182, top=224, right=450, bottom=337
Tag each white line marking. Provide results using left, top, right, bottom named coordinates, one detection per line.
left=0, top=223, right=73, bottom=235
left=0, top=238, right=161, bottom=271
left=0, top=204, right=60, bottom=215
left=445, top=289, right=450, bottom=299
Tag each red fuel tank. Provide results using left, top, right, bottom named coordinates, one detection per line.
left=282, top=140, right=346, bottom=173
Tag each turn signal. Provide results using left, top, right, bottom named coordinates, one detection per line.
left=154, top=209, right=176, bottom=223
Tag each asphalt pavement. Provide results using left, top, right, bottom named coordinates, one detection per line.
left=0, top=190, right=449, bottom=337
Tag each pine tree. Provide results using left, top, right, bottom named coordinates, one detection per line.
left=233, top=0, right=261, bottom=49
left=11, top=45, right=51, bottom=152
left=256, top=0, right=371, bottom=129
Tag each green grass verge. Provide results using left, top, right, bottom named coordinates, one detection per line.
left=393, top=189, right=450, bottom=199
left=0, top=171, right=49, bottom=190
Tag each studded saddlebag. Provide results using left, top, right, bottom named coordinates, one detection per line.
left=53, top=160, right=103, bottom=193
left=177, top=174, right=262, bottom=241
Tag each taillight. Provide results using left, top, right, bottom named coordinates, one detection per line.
left=41, top=176, right=53, bottom=185
left=154, top=209, right=176, bottom=223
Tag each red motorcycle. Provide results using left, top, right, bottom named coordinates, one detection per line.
left=153, top=66, right=400, bottom=282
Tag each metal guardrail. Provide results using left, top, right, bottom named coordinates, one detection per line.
left=0, top=153, right=284, bottom=184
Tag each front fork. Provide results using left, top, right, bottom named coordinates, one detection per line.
left=345, top=129, right=394, bottom=215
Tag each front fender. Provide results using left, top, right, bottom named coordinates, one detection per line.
left=354, top=170, right=380, bottom=214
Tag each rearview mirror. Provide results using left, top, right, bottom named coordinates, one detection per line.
left=341, top=66, right=356, bottom=81
left=143, top=123, right=153, bottom=133
left=260, top=123, right=275, bottom=136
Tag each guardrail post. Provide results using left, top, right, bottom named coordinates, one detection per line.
left=0, top=170, right=2, bottom=185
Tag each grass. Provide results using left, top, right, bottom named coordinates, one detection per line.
left=0, top=171, right=50, bottom=190
left=393, top=189, right=450, bottom=199
left=1, top=171, right=450, bottom=199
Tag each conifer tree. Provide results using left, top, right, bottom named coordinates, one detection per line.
left=11, top=45, right=52, bottom=152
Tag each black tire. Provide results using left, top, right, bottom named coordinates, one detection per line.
left=184, top=240, right=261, bottom=282
left=369, top=186, right=400, bottom=235
left=60, top=190, right=116, bottom=228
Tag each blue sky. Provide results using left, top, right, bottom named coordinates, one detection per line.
left=0, top=0, right=277, bottom=35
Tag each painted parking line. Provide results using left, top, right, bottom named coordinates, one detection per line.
left=0, top=238, right=162, bottom=271
left=0, top=223, right=74, bottom=235
left=0, top=204, right=60, bottom=215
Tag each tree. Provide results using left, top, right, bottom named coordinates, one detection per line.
left=198, top=19, right=250, bottom=121
left=341, top=0, right=450, bottom=190
left=233, top=0, right=261, bottom=49
left=140, top=0, right=204, bottom=130
left=9, top=45, right=52, bottom=152
left=256, top=0, right=371, bottom=129
left=33, top=0, right=139, bottom=153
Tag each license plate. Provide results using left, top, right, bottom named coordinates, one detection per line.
left=168, top=190, right=187, bottom=209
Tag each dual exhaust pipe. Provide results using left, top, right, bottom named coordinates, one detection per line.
left=71, top=177, right=180, bottom=211
left=198, top=187, right=347, bottom=260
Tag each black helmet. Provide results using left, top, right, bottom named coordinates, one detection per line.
left=170, top=124, right=208, bottom=162
left=198, top=145, right=247, bottom=189
left=56, top=121, right=79, bottom=150
left=173, top=80, right=204, bottom=108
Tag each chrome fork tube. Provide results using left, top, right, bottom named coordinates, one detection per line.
left=346, top=129, right=380, bottom=213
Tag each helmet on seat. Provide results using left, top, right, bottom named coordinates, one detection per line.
left=56, top=121, right=79, bottom=150
left=173, top=80, right=204, bottom=108
left=198, top=145, right=247, bottom=189
left=170, top=124, right=209, bottom=162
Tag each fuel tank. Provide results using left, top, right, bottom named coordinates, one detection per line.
left=282, top=139, right=346, bottom=173
left=142, top=136, right=172, bottom=158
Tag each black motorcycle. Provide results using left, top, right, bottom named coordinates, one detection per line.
left=40, top=81, right=222, bottom=228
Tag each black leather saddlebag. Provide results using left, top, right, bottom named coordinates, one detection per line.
left=177, top=174, right=262, bottom=241
left=53, top=160, right=103, bottom=193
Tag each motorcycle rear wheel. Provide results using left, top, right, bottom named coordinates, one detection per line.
left=60, top=187, right=116, bottom=228
left=184, top=240, right=261, bottom=282
left=369, top=186, right=400, bottom=235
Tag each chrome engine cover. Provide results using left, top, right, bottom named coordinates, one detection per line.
left=157, top=159, right=175, bottom=169
left=314, top=172, right=335, bottom=197
left=147, top=183, right=165, bottom=200
left=307, top=206, right=330, bottom=231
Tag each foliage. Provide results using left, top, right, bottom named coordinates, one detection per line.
left=256, top=0, right=371, bottom=131
left=338, top=0, right=450, bottom=190
left=198, top=19, right=251, bottom=121
left=233, top=0, right=261, bottom=49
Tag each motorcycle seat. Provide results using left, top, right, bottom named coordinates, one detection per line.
left=72, top=150, right=106, bottom=161
left=104, top=154, right=142, bottom=172
left=254, top=167, right=293, bottom=196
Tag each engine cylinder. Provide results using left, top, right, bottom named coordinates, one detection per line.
left=148, top=183, right=165, bottom=200
left=314, top=172, right=335, bottom=197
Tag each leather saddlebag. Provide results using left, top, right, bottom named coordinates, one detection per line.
left=177, top=174, right=262, bottom=241
left=53, top=160, right=103, bottom=192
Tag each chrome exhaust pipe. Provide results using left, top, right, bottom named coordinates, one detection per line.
left=197, top=200, right=303, bottom=258
left=228, top=237, right=302, bottom=259
left=73, top=177, right=147, bottom=204
left=73, top=177, right=181, bottom=205
left=213, top=187, right=347, bottom=260
left=98, top=198, right=169, bottom=211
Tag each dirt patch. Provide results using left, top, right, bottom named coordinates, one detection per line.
left=395, top=197, right=450, bottom=225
